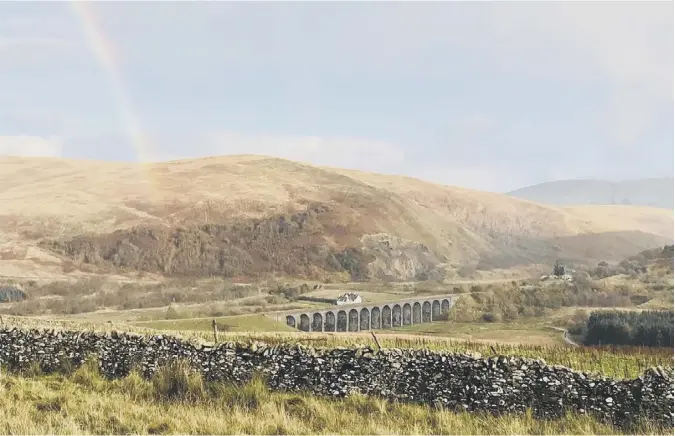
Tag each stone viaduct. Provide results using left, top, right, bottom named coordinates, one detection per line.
left=269, top=295, right=458, bottom=332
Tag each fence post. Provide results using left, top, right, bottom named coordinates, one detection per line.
left=212, top=319, right=219, bottom=344
left=371, top=332, right=382, bottom=351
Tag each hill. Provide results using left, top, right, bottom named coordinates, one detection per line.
left=507, top=178, right=674, bottom=209
left=0, top=155, right=672, bottom=281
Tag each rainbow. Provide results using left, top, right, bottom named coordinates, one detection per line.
left=68, top=1, right=162, bottom=201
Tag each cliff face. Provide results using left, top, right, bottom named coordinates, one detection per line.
left=40, top=205, right=378, bottom=281
left=361, top=234, right=444, bottom=281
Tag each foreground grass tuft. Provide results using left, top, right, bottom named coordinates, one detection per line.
left=0, top=359, right=670, bottom=435
left=150, top=360, right=207, bottom=402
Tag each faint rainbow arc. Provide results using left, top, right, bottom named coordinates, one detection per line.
left=68, top=1, right=161, bottom=201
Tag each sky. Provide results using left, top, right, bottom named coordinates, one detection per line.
left=0, top=1, right=672, bottom=192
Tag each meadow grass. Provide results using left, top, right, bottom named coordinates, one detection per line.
left=133, top=313, right=296, bottom=333
left=136, top=315, right=564, bottom=346
left=389, top=320, right=565, bottom=346
left=0, top=358, right=669, bottom=435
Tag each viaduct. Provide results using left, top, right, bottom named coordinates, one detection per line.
left=269, top=295, right=458, bottom=332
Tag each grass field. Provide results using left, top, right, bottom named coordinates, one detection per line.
left=135, top=315, right=564, bottom=346
left=133, top=314, right=296, bottom=333
left=0, top=359, right=668, bottom=435
left=391, top=321, right=565, bottom=346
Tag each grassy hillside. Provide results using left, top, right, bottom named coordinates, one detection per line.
left=507, top=178, right=674, bottom=209
left=1, top=155, right=672, bottom=280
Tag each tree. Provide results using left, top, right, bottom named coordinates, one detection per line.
left=553, top=261, right=565, bottom=277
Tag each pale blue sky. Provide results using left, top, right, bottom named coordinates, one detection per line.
left=0, top=1, right=672, bottom=192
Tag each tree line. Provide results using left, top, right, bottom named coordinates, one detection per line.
left=575, top=310, right=674, bottom=347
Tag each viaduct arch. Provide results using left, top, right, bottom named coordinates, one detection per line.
left=275, top=295, right=458, bottom=333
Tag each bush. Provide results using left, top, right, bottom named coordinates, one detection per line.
left=482, top=312, right=500, bottom=323
left=502, top=304, right=519, bottom=321
left=335, top=248, right=373, bottom=281
left=457, top=266, right=475, bottom=278
left=0, top=286, right=26, bottom=302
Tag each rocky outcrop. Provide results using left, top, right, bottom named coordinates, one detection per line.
left=39, top=205, right=377, bottom=281
left=0, top=327, right=672, bottom=429
left=361, top=234, right=444, bottom=281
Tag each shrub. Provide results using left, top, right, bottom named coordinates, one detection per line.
left=335, top=248, right=372, bottom=281
left=502, top=304, right=519, bottom=321
left=0, top=286, right=26, bottom=303
left=482, top=312, right=500, bottom=323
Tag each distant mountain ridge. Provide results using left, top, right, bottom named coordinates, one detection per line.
left=507, top=178, right=674, bottom=210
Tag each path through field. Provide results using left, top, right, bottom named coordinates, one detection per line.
left=551, top=327, right=579, bottom=347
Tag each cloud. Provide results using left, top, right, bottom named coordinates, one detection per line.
left=482, top=1, right=673, bottom=147
left=0, top=4, right=82, bottom=65
left=0, top=135, right=63, bottom=157
left=0, top=35, right=78, bottom=66
left=0, top=36, right=69, bottom=50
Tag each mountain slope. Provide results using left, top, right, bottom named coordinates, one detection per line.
left=0, top=155, right=672, bottom=280
left=507, top=178, right=674, bottom=209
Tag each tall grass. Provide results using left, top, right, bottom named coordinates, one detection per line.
left=0, top=360, right=669, bottom=435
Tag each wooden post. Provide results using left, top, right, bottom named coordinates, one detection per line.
left=212, top=319, right=218, bottom=344
left=371, top=332, right=382, bottom=351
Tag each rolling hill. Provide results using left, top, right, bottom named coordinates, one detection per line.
left=507, top=178, right=674, bottom=209
left=0, top=155, right=672, bottom=281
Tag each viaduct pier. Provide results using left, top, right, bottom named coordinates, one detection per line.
left=269, top=295, right=458, bottom=332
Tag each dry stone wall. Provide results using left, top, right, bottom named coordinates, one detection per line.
left=0, top=327, right=672, bottom=429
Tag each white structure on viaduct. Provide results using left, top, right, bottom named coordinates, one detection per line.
left=270, top=295, right=458, bottom=332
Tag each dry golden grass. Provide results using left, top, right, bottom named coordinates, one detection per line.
left=390, top=321, right=565, bottom=346
left=1, top=155, right=671, bottom=278
left=1, top=359, right=668, bottom=435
